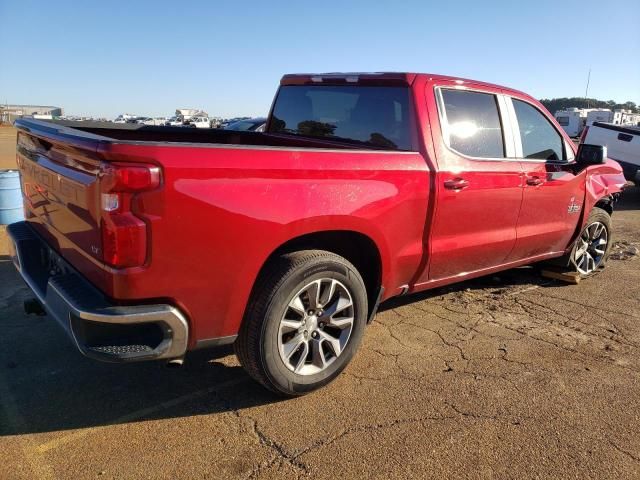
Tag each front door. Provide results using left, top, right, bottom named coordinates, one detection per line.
left=506, top=96, right=585, bottom=260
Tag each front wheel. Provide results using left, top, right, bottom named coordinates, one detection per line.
left=570, top=207, right=612, bottom=277
left=235, top=250, right=368, bottom=396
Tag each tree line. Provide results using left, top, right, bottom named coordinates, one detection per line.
left=540, top=97, right=639, bottom=114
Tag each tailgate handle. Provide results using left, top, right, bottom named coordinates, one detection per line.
left=618, top=133, right=633, bottom=142
left=444, top=178, right=469, bottom=190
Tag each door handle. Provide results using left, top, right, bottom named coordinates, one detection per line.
left=526, top=176, right=544, bottom=186
left=618, top=133, right=633, bottom=142
left=444, top=178, right=469, bottom=190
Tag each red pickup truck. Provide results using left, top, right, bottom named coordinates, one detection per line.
left=9, top=72, right=626, bottom=396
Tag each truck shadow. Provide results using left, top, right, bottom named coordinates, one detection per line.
left=378, top=264, right=560, bottom=313
left=0, top=253, right=566, bottom=437
left=0, top=255, right=285, bottom=437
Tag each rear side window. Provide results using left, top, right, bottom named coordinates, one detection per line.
left=269, top=85, right=414, bottom=150
left=440, top=89, right=505, bottom=158
left=556, top=116, right=569, bottom=126
left=512, top=99, right=564, bottom=161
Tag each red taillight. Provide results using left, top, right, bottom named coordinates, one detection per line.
left=101, top=215, right=147, bottom=267
left=579, top=126, right=589, bottom=144
left=99, top=163, right=160, bottom=268
left=101, top=163, right=160, bottom=192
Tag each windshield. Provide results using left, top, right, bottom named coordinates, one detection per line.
left=269, top=85, right=415, bottom=150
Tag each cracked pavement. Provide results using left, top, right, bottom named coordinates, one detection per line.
left=1, top=178, right=639, bottom=478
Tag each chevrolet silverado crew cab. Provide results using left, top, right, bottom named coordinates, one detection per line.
left=8, top=73, right=626, bottom=396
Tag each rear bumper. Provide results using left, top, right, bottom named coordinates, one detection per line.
left=7, top=221, right=189, bottom=363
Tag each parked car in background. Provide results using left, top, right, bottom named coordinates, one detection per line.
left=114, top=114, right=138, bottom=124
left=8, top=72, right=626, bottom=396
left=135, top=117, right=156, bottom=125
left=224, top=117, right=267, bottom=132
left=188, top=116, right=212, bottom=128
left=219, top=117, right=250, bottom=129
left=582, top=122, right=640, bottom=181
left=165, top=116, right=184, bottom=126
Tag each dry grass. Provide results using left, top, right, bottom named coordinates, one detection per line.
left=0, top=126, right=17, bottom=170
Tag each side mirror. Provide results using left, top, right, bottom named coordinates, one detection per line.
left=576, top=144, right=607, bottom=166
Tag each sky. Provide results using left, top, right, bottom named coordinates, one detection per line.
left=0, top=0, right=638, bottom=119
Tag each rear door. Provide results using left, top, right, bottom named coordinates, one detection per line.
left=504, top=96, right=585, bottom=260
left=422, top=83, right=523, bottom=282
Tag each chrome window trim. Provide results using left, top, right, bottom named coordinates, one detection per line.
left=564, top=139, right=576, bottom=162
left=504, top=94, right=524, bottom=158
left=434, top=86, right=519, bottom=162
left=497, top=94, right=517, bottom=158
left=506, top=96, right=570, bottom=164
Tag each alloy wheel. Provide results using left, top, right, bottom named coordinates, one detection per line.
left=278, top=278, right=355, bottom=375
left=574, top=221, right=608, bottom=275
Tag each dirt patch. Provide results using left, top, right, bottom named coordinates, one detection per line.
left=610, top=240, right=640, bottom=261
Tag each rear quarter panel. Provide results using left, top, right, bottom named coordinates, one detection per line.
left=98, top=142, right=430, bottom=344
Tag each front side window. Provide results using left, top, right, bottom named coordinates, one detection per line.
left=440, top=89, right=505, bottom=158
left=269, top=85, right=414, bottom=150
left=513, top=99, right=564, bottom=161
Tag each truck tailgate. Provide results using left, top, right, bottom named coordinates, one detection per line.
left=15, top=122, right=107, bottom=288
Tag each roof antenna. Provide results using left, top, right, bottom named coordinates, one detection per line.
left=584, top=68, right=591, bottom=108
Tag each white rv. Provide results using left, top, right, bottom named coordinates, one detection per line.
left=554, top=108, right=586, bottom=137
left=586, top=109, right=614, bottom=126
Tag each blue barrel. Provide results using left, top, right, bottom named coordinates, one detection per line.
left=0, top=170, right=24, bottom=225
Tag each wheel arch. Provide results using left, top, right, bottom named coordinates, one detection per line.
left=559, top=192, right=614, bottom=259
left=594, top=196, right=614, bottom=216
left=255, top=230, right=384, bottom=321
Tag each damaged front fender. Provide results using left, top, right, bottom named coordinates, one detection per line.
left=579, top=158, right=627, bottom=229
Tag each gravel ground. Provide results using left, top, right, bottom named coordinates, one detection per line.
left=0, top=159, right=639, bottom=478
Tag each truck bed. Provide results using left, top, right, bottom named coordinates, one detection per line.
left=49, top=120, right=396, bottom=151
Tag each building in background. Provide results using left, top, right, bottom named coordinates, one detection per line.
left=0, top=104, right=63, bottom=124
left=613, top=109, right=640, bottom=126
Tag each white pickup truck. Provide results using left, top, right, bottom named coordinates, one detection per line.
left=582, top=122, right=640, bottom=182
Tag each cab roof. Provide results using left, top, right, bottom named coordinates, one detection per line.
left=280, top=72, right=528, bottom=98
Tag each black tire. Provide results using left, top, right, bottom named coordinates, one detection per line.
left=235, top=250, right=368, bottom=397
left=568, top=207, right=613, bottom=277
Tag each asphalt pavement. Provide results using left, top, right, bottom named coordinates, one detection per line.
left=1, top=186, right=639, bottom=480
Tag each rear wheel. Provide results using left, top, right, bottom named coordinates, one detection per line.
left=570, top=207, right=612, bottom=277
left=235, top=250, right=368, bottom=396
